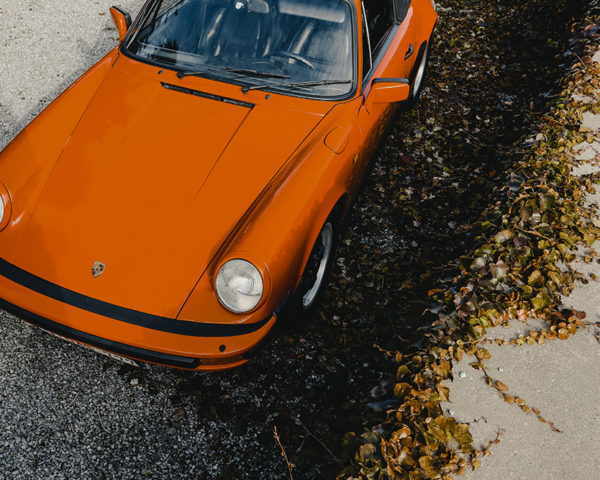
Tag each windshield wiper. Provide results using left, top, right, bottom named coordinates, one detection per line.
left=177, top=66, right=289, bottom=80
left=177, top=64, right=228, bottom=79
left=176, top=68, right=349, bottom=94
left=222, top=69, right=290, bottom=93
left=176, top=67, right=289, bottom=93
left=286, top=80, right=352, bottom=89
left=244, top=79, right=352, bottom=93
left=223, top=68, right=290, bottom=79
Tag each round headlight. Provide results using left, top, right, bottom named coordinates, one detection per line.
left=216, top=259, right=264, bottom=313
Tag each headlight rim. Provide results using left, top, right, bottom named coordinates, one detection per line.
left=215, top=256, right=269, bottom=314
left=0, top=182, right=12, bottom=232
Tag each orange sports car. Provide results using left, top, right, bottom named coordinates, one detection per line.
left=0, top=0, right=437, bottom=370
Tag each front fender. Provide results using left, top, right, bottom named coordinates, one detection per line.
left=177, top=98, right=362, bottom=323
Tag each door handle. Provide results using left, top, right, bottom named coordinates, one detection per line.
left=405, top=44, right=414, bottom=60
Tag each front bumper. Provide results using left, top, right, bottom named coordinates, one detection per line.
left=0, top=258, right=276, bottom=371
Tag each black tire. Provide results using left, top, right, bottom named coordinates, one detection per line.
left=283, top=211, right=340, bottom=326
left=405, top=41, right=430, bottom=108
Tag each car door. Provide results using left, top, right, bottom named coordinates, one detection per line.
left=355, top=0, right=417, bottom=180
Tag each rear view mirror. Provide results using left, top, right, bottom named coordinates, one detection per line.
left=110, top=6, right=132, bottom=42
left=369, top=78, right=411, bottom=105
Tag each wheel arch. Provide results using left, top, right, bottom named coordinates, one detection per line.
left=290, top=192, right=349, bottom=296
left=177, top=119, right=357, bottom=323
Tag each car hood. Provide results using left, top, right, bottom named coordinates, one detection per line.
left=13, top=66, right=323, bottom=318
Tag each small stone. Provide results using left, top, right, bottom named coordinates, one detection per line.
left=498, top=368, right=504, bottom=372
left=129, top=378, right=139, bottom=386
left=459, top=371, right=467, bottom=378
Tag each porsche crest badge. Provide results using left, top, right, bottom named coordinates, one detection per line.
left=92, top=262, right=106, bottom=278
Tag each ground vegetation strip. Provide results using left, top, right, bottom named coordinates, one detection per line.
left=347, top=0, right=600, bottom=478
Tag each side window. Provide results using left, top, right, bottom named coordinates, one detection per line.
left=393, top=0, right=411, bottom=23
left=362, top=0, right=395, bottom=54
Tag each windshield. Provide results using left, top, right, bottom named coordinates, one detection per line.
left=124, top=0, right=355, bottom=98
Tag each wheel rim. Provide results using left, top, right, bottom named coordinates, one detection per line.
left=412, top=47, right=428, bottom=98
left=302, top=223, right=333, bottom=309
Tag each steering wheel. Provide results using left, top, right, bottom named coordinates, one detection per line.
left=276, top=51, right=316, bottom=70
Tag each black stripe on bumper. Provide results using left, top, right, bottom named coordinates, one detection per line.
left=0, top=298, right=202, bottom=369
left=0, top=258, right=269, bottom=337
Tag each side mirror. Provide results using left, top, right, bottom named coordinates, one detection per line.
left=110, top=6, right=132, bottom=42
left=365, top=78, right=411, bottom=111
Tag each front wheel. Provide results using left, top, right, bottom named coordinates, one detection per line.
left=405, top=41, right=430, bottom=108
left=284, top=214, right=339, bottom=325
left=412, top=44, right=429, bottom=99
left=300, top=221, right=334, bottom=310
